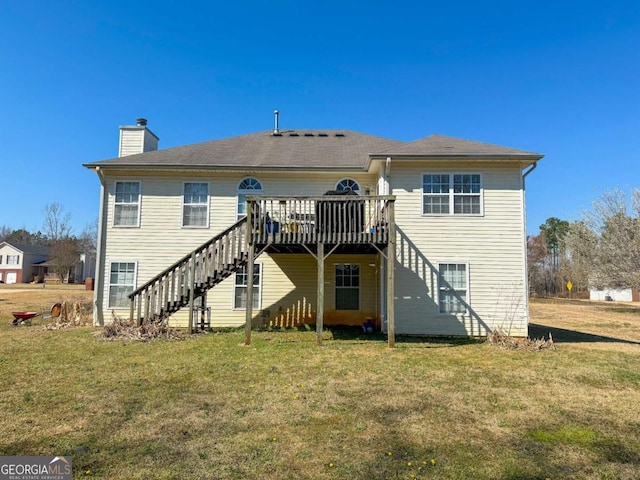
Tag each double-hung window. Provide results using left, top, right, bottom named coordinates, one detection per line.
left=114, top=181, right=141, bottom=226
left=335, top=264, right=360, bottom=310
left=423, top=174, right=482, bottom=215
left=234, top=264, right=261, bottom=309
left=438, top=263, right=469, bottom=314
left=183, top=182, right=209, bottom=227
left=108, top=262, right=136, bottom=308
left=7, top=255, right=19, bottom=265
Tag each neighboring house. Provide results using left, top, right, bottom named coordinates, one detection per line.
left=84, top=117, right=543, bottom=339
left=589, top=287, right=639, bottom=302
left=76, top=253, right=97, bottom=282
left=34, top=252, right=97, bottom=284
left=0, top=241, right=49, bottom=284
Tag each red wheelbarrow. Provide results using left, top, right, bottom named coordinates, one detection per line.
left=10, top=303, right=62, bottom=326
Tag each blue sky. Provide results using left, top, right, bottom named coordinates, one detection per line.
left=1, top=1, right=638, bottom=235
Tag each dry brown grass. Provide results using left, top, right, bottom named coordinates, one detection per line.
left=0, top=294, right=639, bottom=479
left=0, top=284, right=93, bottom=327
left=530, top=298, right=640, bottom=351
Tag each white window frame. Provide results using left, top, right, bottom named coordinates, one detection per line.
left=335, top=263, right=360, bottom=311
left=182, top=181, right=210, bottom=228
left=437, top=262, right=470, bottom=315
left=422, top=173, right=483, bottom=216
left=6, top=255, right=19, bottom=265
left=113, top=180, right=141, bottom=227
left=108, top=261, right=137, bottom=309
left=237, top=177, right=263, bottom=220
left=335, top=178, right=360, bottom=193
left=233, top=263, right=262, bottom=310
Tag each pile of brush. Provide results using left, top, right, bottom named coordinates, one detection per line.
left=96, top=312, right=183, bottom=341
left=42, top=301, right=90, bottom=330
left=487, top=327, right=555, bottom=351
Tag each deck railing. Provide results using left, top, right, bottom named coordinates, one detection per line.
left=247, top=195, right=394, bottom=245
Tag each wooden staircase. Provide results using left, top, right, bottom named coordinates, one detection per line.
left=127, top=195, right=395, bottom=332
left=128, top=218, right=249, bottom=328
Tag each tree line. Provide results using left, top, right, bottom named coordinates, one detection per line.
left=528, top=189, right=639, bottom=297
left=1, top=203, right=97, bottom=283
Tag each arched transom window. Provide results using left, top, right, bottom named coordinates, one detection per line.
left=237, top=177, right=263, bottom=219
left=336, top=178, right=360, bottom=193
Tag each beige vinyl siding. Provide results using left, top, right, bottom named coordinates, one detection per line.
left=391, top=163, right=527, bottom=336
left=0, top=244, right=22, bottom=267
left=96, top=172, right=379, bottom=324
left=118, top=129, right=144, bottom=157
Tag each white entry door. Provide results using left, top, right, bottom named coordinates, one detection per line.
left=6, top=272, right=17, bottom=284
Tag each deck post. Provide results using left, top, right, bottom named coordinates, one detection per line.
left=129, top=298, right=134, bottom=325
left=187, top=251, right=196, bottom=335
left=245, top=200, right=254, bottom=345
left=245, top=242, right=255, bottom=345
left=316, top=242, right=324, bottom=346
left=387, top=200, right=396, bottom=348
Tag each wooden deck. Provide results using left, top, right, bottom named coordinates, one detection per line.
left=129, top=195, right=396, bottom=346
left=247, top=195, right=393, bottom=246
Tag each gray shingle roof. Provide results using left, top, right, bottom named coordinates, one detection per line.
left=84, top=130, right=542, bottom=171
left=1, top=241, right=50, bottom=256
left=377, top=134, right=541, bottom=157
left=85, top=130, right=404, bottom=170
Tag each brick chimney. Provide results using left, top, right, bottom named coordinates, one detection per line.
left=118, top=118, right=159, bottom=157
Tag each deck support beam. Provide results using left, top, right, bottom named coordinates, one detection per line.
left=386, top=202, right=396, bottom=347
left=245, top=242, right=255, bottom=345
left=245, top=200, right=254, bottom=345
left=316, top=242, right=324, bottom=346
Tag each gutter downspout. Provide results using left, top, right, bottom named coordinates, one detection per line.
left=385, top=156, right=391, bottom=195
left=93, top=166, right=108, bottom=326
left=522, top=162, right=537, bottom=181
left=521, top=161, right=537, bottom=333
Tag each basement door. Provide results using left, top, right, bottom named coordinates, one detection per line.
left=6, top=272, right=17, bottom=284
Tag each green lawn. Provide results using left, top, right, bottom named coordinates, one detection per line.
left=1, top=292, right=639, bottom=479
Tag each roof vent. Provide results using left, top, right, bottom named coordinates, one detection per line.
left=304, top=133, right=314, bottom=137
left=318, top=133, right=328, bottom=137
left=136, top=118, right=148, bottom=127
left=273, top=110, right=280, bottom=135
left=335, top=133, right=345, bottom=137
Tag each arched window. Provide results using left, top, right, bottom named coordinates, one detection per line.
left=336, top=178, right=360, bottom=193
left=237, top=177, right=263, bottom=219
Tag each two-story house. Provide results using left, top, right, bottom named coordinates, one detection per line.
left=0, top=241, right=50, bottom=284
left=84, top=116, right=543, bottom=343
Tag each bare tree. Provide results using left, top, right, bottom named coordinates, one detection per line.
left=43, top=202, right=72, bottom=241
left=528, top=217, right=570, bottom=296
left=50, top=237, right=80, bottom=283
left=78, top=219, right=98, bottom=255
left=560, top=221, right=597, bottom=293
left=527, top=234, right=550, bottom=296
left=571, top=189, right=640, bottom=291
left=0, top=225, right=12, bottom=242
